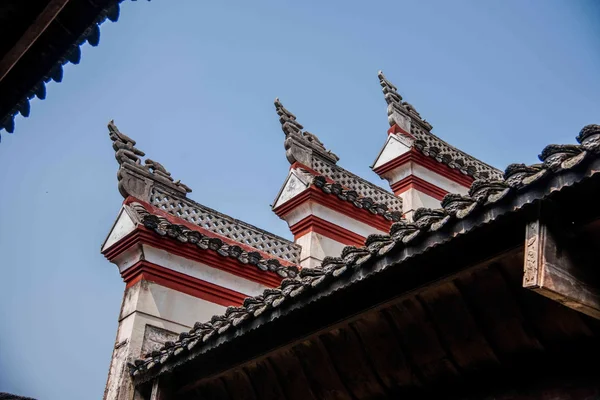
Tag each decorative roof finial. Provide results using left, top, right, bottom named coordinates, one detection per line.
left=378, top=70, right=432, bottom=132
left=274, top=98, right=339, bottom=165
left=108, top=120, right=191, bottom=199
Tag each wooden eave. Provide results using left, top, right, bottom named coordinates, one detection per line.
left=0, top=0, right=123, bottom=136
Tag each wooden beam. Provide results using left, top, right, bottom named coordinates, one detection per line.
left=0, top=0, right=71, bottom=83
left=150, top=377, right=172, bottom=400
left=523, top=217, right=600, bottom=319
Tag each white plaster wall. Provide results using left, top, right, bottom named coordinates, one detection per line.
left=121, top=280, right=226, bottom=328
left=399, top=188, right=441, bottom=221
left=102, top=207, right=136, bottom=252
left=285, top=201, right=386, bottom=238
left=141, top=245, right=269, bottom=297
left=114, top=244, right=269, bottom=298
left=273, top=170, right=310, bottom=209
left=384, top=161, right=470, bottom=195
left=372, top=134, right=413, bottom=170
left=104, top=281, right=227, bottom=400
left=296, top=231, right=347, bottom=266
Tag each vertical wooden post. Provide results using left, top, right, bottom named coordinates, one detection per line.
left=150, top=377, right=172, bottom=400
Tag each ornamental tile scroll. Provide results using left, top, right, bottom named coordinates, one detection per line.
left=151, top=188, right=301, bottom=263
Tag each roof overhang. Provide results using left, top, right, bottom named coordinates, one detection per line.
left=0, top=0, right=136, bottom=138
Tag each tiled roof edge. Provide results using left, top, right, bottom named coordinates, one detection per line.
left=127, top=201, right=300, bottom=278
left=129, top=124, right=600, bottom=382
left=311, top=175, right=402, bottom=222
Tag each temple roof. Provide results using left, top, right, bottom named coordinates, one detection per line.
left=108, top=121, right=302, bottom=263
left=0, top=0, right=140, bottom=139
left=128, top=124, right=600, bottom=381
left=378, top=71, right=502, bottom=180
left=274, top=98, right=403, bottom=214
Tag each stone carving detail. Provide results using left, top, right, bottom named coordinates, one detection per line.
left=378, top=70, right=432, bottom=132
left=523, top=221, right=540, bottom=287
left=150, top=188, right=301, bottom=263
left=108, top=120, right=192, bottom=199
left=275, top=98, right=339, bottom=165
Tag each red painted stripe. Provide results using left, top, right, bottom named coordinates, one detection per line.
left=123, top=260, right=246, bottom=306
left=373, top=148, right=474, bottom=188
left=121, top=197, right=296, bottom=267
left=103, top=227, right=283, bottom=288
left=289, top=215, right=366, bottom=247
left=387, top=124, right=414, bottom=138
left=273, top=186, right=393, bottom=233
left=391, top=175, right=449, bottom=201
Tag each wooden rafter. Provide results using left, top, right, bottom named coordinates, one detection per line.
left=0, top=0, right=71, bottom=84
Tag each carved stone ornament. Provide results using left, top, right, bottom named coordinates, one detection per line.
left=107, top=120, right=192, bottom=199
left=378, top=70, right=432, bottom=132
left=274, top=98, right=339, bottom=166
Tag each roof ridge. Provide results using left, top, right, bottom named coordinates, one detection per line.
left=126, top=201, right=300, bottom=276
left=150, top=187, right=302, bottom=263
left=424, top=130, right=501, bottom=173
left=309, top=157, right=403, bottom=213
left=128, top=124, right=600, bottom=381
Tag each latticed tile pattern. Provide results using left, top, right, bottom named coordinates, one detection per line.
left=150, top=189, right=301, bottom=263
left=410, top=125, right=503, bottom=180
left=311, top=158, right=403, bottom=212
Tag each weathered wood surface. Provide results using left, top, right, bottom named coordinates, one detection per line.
left=523, top=218, right=600, bottom=319
left=243, top=359, right=286, bottom=400
left=268, top=349, right=317, bottom=400
left=221, top=369, right=256, bottom=400
left=385, top=298, right=459, bottom=383
left=174, top=254, right=599, bottom=400
left=292, top=339, right=352, bottom=400
left=350, top=312, right=420, bottom=392
left=320, top=327, right=387, bottom=399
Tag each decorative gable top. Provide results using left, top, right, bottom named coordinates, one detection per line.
left=378, top=71, right=502, bottom=180
left=274, top=99, right=403, bottom=213
left=107, top=121, right=302, bottom=263
left=275, top=98, right=339, bottom=165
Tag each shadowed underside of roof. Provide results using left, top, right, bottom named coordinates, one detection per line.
left=0, top=0, right=147, bottom=140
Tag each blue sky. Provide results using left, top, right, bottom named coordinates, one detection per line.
left=0, top=1, right=598, bottom=398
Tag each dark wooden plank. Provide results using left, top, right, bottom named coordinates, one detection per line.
left=0, top=0, right=70, bottom=82
left=350, top=312, right=421, bottom=392
left=186, top=378, right=231, bottom=400
left=149, top=377, right=172, bottom=400
left=292, top=339, right=353, bottom=400
left=385, top=297, right=459, bottom=384
left=243, top=359, right=287, bottom=400
left=320, top=327, right=387, bottom=399
left=268, top=349, right=317, bottom=400
left=418, top=282, right=500, bottom=372
left=501, top=258, right=594, bottom=348
left=456, top=266, right=544, bottom=360
left=523, top=219, right=600, bottom=319
left=221, top=369, right=257, bottom=400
